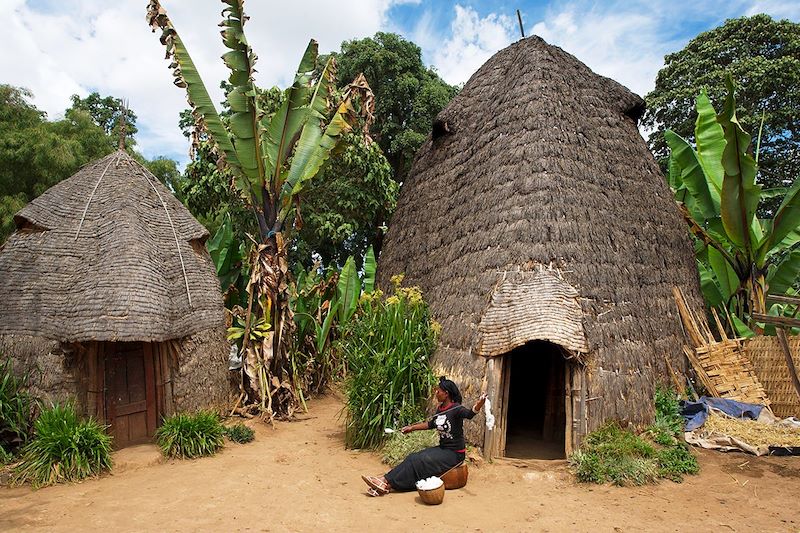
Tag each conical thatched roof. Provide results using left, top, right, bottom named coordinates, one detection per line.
left=0, top=150, right=224, bottom=342
left=377, top=36, right=703, bottom=424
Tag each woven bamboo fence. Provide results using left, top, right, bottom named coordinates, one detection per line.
left=744, top=336, right=800, bottom=418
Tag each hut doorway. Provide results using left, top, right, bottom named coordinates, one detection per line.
left=500, top=341, right=569, bottom=459
left=104, top=343, right=158, bottom=448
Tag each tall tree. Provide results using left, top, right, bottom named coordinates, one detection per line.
left=68, top=92, right=138, bottom=144
left=292, top=132, right=396, bottom=268
left=643, top=14, right=800, bottom=215
left=335, top=32, right=458, bottom=182
left=0, top=86, right=112, bottom=241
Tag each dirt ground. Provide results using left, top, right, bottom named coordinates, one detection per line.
left=2, top=394, right=799, bottom=533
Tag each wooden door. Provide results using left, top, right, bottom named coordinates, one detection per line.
left=105, top=343, right=157, bottom=448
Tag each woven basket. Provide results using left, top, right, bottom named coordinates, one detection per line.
left=441, top=462, right=468, bottom=489
left=417, top=483, right=445, bottom=505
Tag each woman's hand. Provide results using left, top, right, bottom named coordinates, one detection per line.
left=401, top=425, right=413, bottom=434
left=472, top=392, right=488, bottom=413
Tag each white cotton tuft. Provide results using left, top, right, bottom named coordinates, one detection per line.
left=384, top=428, right=395, bottom=434
left=484, top=398, right=495, bottom=431
left=415, top=476, right=443, bottom=490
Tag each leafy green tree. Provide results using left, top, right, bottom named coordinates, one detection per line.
left=0, top=86, right=114, bottom=241
left=644, top=14, right=800, bottom=214
left=68, top=92, right=138, bottom=145
left=335, top=32, right=458, bottom=181
left=292, top=132, right=396, bottom=268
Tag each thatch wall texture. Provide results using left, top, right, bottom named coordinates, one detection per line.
left=0, top=150, right=222, bottom=342
left=0, top=335, right=76, bottom=405
left=377, top=36, right=704, bottom=449
left=170, top=327, right=234, bottom=413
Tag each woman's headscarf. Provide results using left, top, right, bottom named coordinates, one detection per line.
left=438, top=376, right=462, bottom=404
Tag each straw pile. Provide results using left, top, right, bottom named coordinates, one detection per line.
left=705, top=413, right=800, bottom=447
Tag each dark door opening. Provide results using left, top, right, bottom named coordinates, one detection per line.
left=105, top=342, right=157, bottom=448
left=504, top=341, right=567, bottom=459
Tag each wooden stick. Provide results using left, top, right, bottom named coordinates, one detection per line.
left=664, top=355, right=684, bottom=396
left=776, top=327, right=800, bottom=401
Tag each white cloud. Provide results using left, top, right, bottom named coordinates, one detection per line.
left=427, top=5, right=516, bottom=85
left=3, top=0, right=405, bottom=162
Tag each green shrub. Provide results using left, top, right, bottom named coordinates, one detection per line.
left=155, top=411, right=225, bottom=458
left=649, top=386, right=684, bottom=445
left=12, top=402, right=112, bottom=488
left=571, top=388, right=698, bottom=486
left=381, top=430, right=439, bottom=466
left=657, top=444, right=699, bottom=481
left=570, top=422, right=659, bottom=486
left=0, top=358, right=36, bottom=454
left=225, top=423, right=255, bottom=444
left=340, top=276, right=438, bottom=449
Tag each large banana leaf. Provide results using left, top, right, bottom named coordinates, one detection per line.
left=363, top=245, right=377, bottom=293
left=697, top=259, right=725, bottom=308
left=759, top=176, right=800, bottom=261
left=664, top=130, right=717, bottom=221
left=707, top=246, right=739, bottom=300
left=281, top=56, right=338, bottom=197
left=767, top=249, right=800, bottom=296
left=146, top=1, right=241, bottom=173
left=719, top=76, right=760, bottom=253
left=263, top=40, right=318, bottom=193
left=337, top=256, right=361, bottom=324
left=219, top=0, right=264, bottom=204
left=694, top=89, right=725, bottom=198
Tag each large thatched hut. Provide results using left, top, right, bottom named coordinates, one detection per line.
left=377, top=36, right=704, bottom=459
left=0, top=150, right=231, bottom=448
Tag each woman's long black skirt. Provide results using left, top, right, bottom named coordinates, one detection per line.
left=384, top=446, right=463, bottom=491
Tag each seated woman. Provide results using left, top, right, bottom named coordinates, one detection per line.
left=362, top=377, right=486, bottom=496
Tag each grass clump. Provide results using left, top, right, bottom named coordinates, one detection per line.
left=12, top=402, right=112, bottom=488
left=649, top=386, right=684, bottom=445
left=225, top=423, right=255, bottom=444
left=340, top=275, right=438, bottom=449
left=1, top=358, right=36, bottom=457
left=570, top=422, right=659, bottom=486
left=381, top=430, right=439, bottom=466
left=570, top=387, right=698, bottom=486
left=155, top=411, right=225, bottom=459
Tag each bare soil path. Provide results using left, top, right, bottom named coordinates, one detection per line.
left=2, top=394, right=799, bottom=532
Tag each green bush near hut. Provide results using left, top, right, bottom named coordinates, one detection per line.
left=155, top=411, right=225, bottom=459
left=570, top=388, right=698, bottom=486
left=12, top=402, right=112, bottom=488
left=0, top=358, right=36, bottom=457
left=224, top=423, right=255, bottom=444
left=340, top=276, right=438, bottom=449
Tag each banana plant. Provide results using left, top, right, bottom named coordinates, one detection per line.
left=666, top=74, right=800, bottom=335
left=147, top=0, right=374, bottom=417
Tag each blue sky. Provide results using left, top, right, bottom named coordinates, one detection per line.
left=3, top=0, right=798, bottom=166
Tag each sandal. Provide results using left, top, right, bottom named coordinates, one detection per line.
left=361, top=475, right=389, bottom=495
left=366, top=488, right=384, bottom=497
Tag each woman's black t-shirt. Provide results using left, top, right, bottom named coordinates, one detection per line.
left=427, top=403, right=476, bottom=451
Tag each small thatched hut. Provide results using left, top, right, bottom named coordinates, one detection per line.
left=377, top=36, right=704, bottom=459
left=0, top=150, right=231, bottom=447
